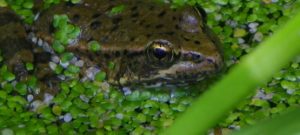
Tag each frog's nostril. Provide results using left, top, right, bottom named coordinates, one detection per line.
left=192, top=54, right=201, bottom=60
left=206, top=58, right=214, bottom=64
left=183, top=51, right=203, bottom=62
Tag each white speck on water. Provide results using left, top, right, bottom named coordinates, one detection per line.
left=43, top=93, right=54, bottom=105
left=51, top=55, right=60, bottom=63
left=122, top=87, right=132, bottom=95
left=27, top=94, right=34, bottom=102
left=49, top=62, right=57, bottom=71
left=116, top=113, right=123, bottom=119
left=34, top=88, right=40, bottom=95
left=1, top=128, right=14, bottom=135
left=254, top=90, right=273, bottom=100
left=57, top=75, right=66, bottom=80
left=31, top=37, right=37, bottom=44
left=150, top=97, right=159, bottom=101
left=37, top=38, right=43, bottom=46
left=30, top=100, right=44, bottom=112
left=248, top=22, right=259, bottom=33
left=226, top=20, right=237, bottom=27
left=68, top=39, right=79, bottom=46
left=85, top=66, right=100, bottom=80
left=64, top=113, right=72, bottom=122
left=253, top=32, right=264, bottom=42
left=59, top=116, right=64, bottom=120
left=240, top=44, right=250, bottom=50
left=70, top=56, right=78, bottom=64
left=100, top=82, right=110, bottom=91
left=34, top=12, right=40, bottom=21
left=75, top=60, right=84, bottom=67
left=42, top=42, right=54, bottom=54
left=238, top=38, right=245, bottom=44
left=11, top=81, right=17, bottom=87
left=170, top=92, right=175, bottom=98
left=229, top=125, right=240, bottom=130
left=264, top=93, right=273, bottom=100
left=249, top=28, right=257, bottom=33
left=287, top=89, right=295, bottom=95
left=81, top=76, right=88, bottom=82
left=60, top=61, right=69, bottom=68
left=18, top=124, right=25, bottom=128
left=248, top=22, right=259, bottom=29
left=214, top=14, right=222, bottom=21
left=80, top=95, right=90, bottom=103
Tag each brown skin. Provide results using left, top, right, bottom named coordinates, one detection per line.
left=33, top=0, right=224, bottom=87
left=0, top=8, right=33, bottom=80
left=0, top=8, right=59, bottom=99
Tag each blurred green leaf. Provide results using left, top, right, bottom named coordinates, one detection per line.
left=232, top=108, right=300, bottom=135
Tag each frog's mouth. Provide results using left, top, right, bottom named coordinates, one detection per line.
left=116, top=56, right=223, bottom=88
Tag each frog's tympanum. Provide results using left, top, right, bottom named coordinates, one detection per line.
left=3, top=0, right=224, bottom=87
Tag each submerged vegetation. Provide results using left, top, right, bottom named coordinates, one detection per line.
left=0, top=0, right=300, bottom=134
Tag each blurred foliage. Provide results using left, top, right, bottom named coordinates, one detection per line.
left=232, top=108, right=300, bottom=135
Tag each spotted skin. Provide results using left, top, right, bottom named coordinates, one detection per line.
left=0, top=8, right=61, bottom=101
left=33, top=0, right=224, bottom=87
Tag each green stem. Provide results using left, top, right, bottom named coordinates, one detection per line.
left=164, top=11, right=300, bottom=135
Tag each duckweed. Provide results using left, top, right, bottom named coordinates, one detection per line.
left=1, top=0, right=300, bottom=134
left=1, top=71, right=15, bottom=82
left=88, top=41, right=101, bottom=52
left=0, top=0, right=7, bottom=7
left=52, top=40, right=65, bottom=53
left=109, top=5, right=126, bottom=16
left=6, top=0, right=34, bottom=24
left=95, top=71, right=106, bottom=82
left=25, top=62, right=34, bottom=71
left=60, top=52, right=74, bottom=63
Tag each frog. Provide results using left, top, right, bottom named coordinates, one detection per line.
left=30, top=0, right=224, bottom=87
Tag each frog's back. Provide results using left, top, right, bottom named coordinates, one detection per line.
left=34, top=0, right=219, bottom=55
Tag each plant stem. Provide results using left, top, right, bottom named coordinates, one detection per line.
left=164, top=11, right=300, bottom=135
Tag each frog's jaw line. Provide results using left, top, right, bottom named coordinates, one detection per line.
left=146, top=61, right=216, bottom=83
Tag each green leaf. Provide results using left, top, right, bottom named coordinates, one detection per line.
left=2, top=72, right=15, bottom=82
left=165, top=10, right=300, bottom=135
left=95, top=71, right=106, bottom=82
left=88, top=41, right=101, bottom=52
left=232, top=108, right=300, bottom=135
left=109, top=5, right=126, bottom=16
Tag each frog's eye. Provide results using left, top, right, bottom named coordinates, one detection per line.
left=146, top=39, right=176, bottom=66
left=152, top=45, right=169, bottom=59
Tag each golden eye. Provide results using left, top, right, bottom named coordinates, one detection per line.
left=151, top=44, right=170, bottom=59
left=146, top=39, right=176, bottom=66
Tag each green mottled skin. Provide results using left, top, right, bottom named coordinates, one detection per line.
left=33, top=0, right=224, bottom=86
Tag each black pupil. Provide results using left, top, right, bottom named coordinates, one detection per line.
left=153, top=48, right=167, bottom=59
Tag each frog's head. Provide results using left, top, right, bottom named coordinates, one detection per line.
left=115, top=36, right=223, bottom=87
left=105, top=4, right=224, bottom=87
left=31, top=0, right=224, bottom=87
